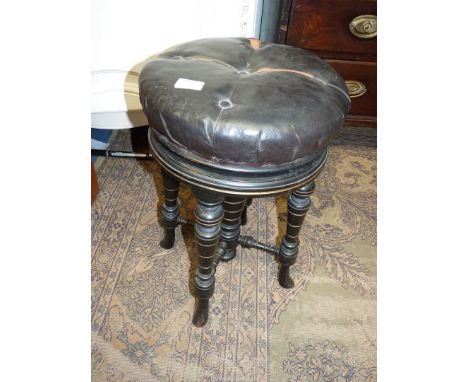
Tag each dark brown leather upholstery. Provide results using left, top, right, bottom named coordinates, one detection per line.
left=139, top=37, right=350, bottom=169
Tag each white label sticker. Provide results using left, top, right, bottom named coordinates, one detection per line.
left=174, top=78, right=205, bottom=91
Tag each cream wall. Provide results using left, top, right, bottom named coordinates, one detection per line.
left=92, top=0, right=260, bottom=129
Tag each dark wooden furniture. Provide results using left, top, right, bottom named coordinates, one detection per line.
left=278, top=0, right=377, bottom=127
left=139, top=38, right=350, bottom=327
left=91, top=161, right=99, bottom=204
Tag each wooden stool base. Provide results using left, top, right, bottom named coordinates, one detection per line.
left=159, top=172, right=317, bottom=327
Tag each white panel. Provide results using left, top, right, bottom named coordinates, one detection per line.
left=92, top=0, right=258, bottom=129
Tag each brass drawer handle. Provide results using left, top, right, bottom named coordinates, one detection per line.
left=346, top=80, right=367, bottom=98
left=349, top=15, right=377, bottom=39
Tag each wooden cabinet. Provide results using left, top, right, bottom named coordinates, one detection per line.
left=278, top=0, right=377, bottom=127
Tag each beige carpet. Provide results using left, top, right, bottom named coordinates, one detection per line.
left=91, top=127, right=376, bottom=382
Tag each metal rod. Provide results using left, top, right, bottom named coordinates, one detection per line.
left=237, top=235, right=279, bottom=256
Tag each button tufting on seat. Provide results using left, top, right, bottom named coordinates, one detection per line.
left=139, top=37, right=350, bottom=169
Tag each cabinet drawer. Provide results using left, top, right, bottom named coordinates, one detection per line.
left=287, top=0, right=377, bottom=60
left=326, top=59, right=376, bottom=117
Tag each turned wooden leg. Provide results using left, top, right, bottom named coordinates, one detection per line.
left=218, top=197, right=246, bottom=262
left=192, top=188, right=224, bottom=327
left=160, top=170, right=180, bottom=249
left=240, top=198, right=253, bottom=226
left=277, top=181, right=315, bottom=288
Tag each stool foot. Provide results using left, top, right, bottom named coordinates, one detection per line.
left=278, top=265, right=295, bottom=288
left=192, top=188, right=224, bottom=327
left=160, top=170, right=180, bottom=249
left=240, top=198, right=253, bottom=226
left=216, top=240, right=235, bottom=262
left=220, top=248, right=236, bottom=262
left=192, top=298, right=209, bottom=327
left=160, top=230, right=176, bottom=249
left=277, top=181, right=315, bottom=288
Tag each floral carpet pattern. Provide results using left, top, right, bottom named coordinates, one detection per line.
left=91, top=127, right=376, bottom=381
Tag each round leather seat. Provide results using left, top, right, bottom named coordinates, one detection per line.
left=139, top=37, right=350, bottom=170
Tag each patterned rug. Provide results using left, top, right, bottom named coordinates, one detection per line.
left=91, top=127, right=376, bottom=382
